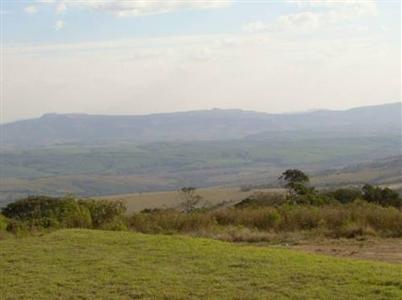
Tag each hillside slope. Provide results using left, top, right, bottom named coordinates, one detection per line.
left=1, top=229, right=401, bottom=299
left=1, top=103, right=400, bottom=203
left=314, top=155, right=402, bottom=190
left=2, top=102, right=400, bottom=148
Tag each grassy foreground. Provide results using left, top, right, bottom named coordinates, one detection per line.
left=1, top=230, right=401, bottom=299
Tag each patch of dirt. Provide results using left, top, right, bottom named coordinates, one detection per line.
left=287, top=238, right=402, bottom=264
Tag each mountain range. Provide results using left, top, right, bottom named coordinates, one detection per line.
left=2, top=102, right=401, bottom=148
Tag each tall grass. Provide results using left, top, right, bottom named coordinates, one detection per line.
left=3, top=196, right=401, bottom=242
left=128, top=202, right=402, bottom=240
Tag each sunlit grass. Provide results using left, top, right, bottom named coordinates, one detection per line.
left=1, top=229, right=401, bottom=299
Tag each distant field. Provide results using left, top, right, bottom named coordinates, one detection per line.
left=312, top=156, right=402, bottom=190
left=1, top=229, right=401, bottom=299
left=1, top=134, right=400, bottom=204
left=95, top=154, right=402, bottom=212
left=96, top=187, right=283, bottom=213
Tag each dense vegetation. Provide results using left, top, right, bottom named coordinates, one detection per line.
left=1, top=170, right=401, bottom=241
left=1, top=196, right=127, bottom=234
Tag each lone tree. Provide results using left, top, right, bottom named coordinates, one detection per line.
left=178, top=187, right=203, bottom=212
left=278, top=169, right=312, bottom=201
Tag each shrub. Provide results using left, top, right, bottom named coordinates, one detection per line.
left=2, top=196, right=61, bottom=220
left=235, top=192, right=286, bottom=208
left=348, top=201, right=402, bottom=237
left=129, top=210, right=216, bottom=234
left=0, top=214, right=8, bottom=231
left=279, top=206, right=322, bottom=231
left=326, top=188, right=362, bottom=204
left=80, top=199, right=126, bottom=229
left=99, top=216, right=128, bottom=231
left=362, top=184, right=402, bottom=207
left=1, top=196, right=92, bottom=229
left=6, top=219, right=31, bottom=237
left=213, top=207, right=281, bottom=231
left=292, top=193, right=333, bottom=206
left=319, top=206, right=350, bottom=229
left=1, top=196, right=127, bottom=231
left=128, top=202, right=402, bottom=239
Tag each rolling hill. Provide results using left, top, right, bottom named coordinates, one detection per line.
left=0, top=102, right=400, bottom=204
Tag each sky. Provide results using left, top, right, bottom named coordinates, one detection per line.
left=1, top=0, right=401, bottom=123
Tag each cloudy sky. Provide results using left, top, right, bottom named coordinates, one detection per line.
left=1, top=0, right=400, bottom=123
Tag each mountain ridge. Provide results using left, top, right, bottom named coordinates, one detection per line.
left=2, top=102, right=401, bottom=148
left=5, top=101, right=401, bottom=125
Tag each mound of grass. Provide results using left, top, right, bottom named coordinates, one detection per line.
left=1, top=229, right=401, bottom=299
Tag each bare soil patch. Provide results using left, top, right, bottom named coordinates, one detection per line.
left=288, top=238, right=402, bottom=264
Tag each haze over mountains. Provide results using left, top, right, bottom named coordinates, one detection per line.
left=2, top=102, right=401, bottom=148
left=0, top=102, right=401, bottom=204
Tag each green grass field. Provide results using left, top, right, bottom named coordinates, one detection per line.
left=1, top=229, right=401, bottom=299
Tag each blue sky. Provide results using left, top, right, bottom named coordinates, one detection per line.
left=3, top=2, right=304, bottom=43
left=2, top=1, right=400, bottom=44
left=1, top=0, right=401, bottom=122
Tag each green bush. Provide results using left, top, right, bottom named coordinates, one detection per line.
left=2, top=196, right=92, bottom=229
left=293, top=193, right=333, bottom=206
left=1, top=196, right=127, bottom=231
left=235, top=192, right=286, bottom=208
left=0, top=214, right=8, bottom=231
left=2, top=196, right=92, bottom=228
left=99, top=216, right=128, bottom=231
left=362, top=184, right=402, bottom=207
left=5, top=219, right=31, bottom=237
left=326, top=188, right=362, bottom=204
left=80, top=199, right=126, bottom=229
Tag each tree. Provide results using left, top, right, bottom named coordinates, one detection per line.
left=178, top=187, right=203, bottom=212
left=362, top=184, right=401, bottom=207
left=328, top=188, right=362, bottom=204
left=278, top=169, right=313, bottom=203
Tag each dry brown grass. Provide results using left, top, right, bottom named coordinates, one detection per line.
left=128, top=202, right=402, bottom=241
left=99, top=187, right=284, bottom=213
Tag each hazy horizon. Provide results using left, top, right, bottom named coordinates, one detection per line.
left=1, top=100, right=400, bottom=125
left=2, top=0, right=401, bottom=123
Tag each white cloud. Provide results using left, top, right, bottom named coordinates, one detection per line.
left=24, top=5, right=38, bottom=14
left=243, top=21, right=269, bottom=33
left=4, top=0, right=397, bottom=123
left=4, top=28, right=399, bottom=123
left=55, top=20, right=65, bottom=30
left=56, top=2, right=67, bottom=14
left=288, top=0, right=377, bottom=17
left=244, top=0, right=378, bottom=34
left=244, top=11, right=322, bottom=33
left=276, top=11, right=321, bottom=31
left=39, top=0, right=231, bottom=17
